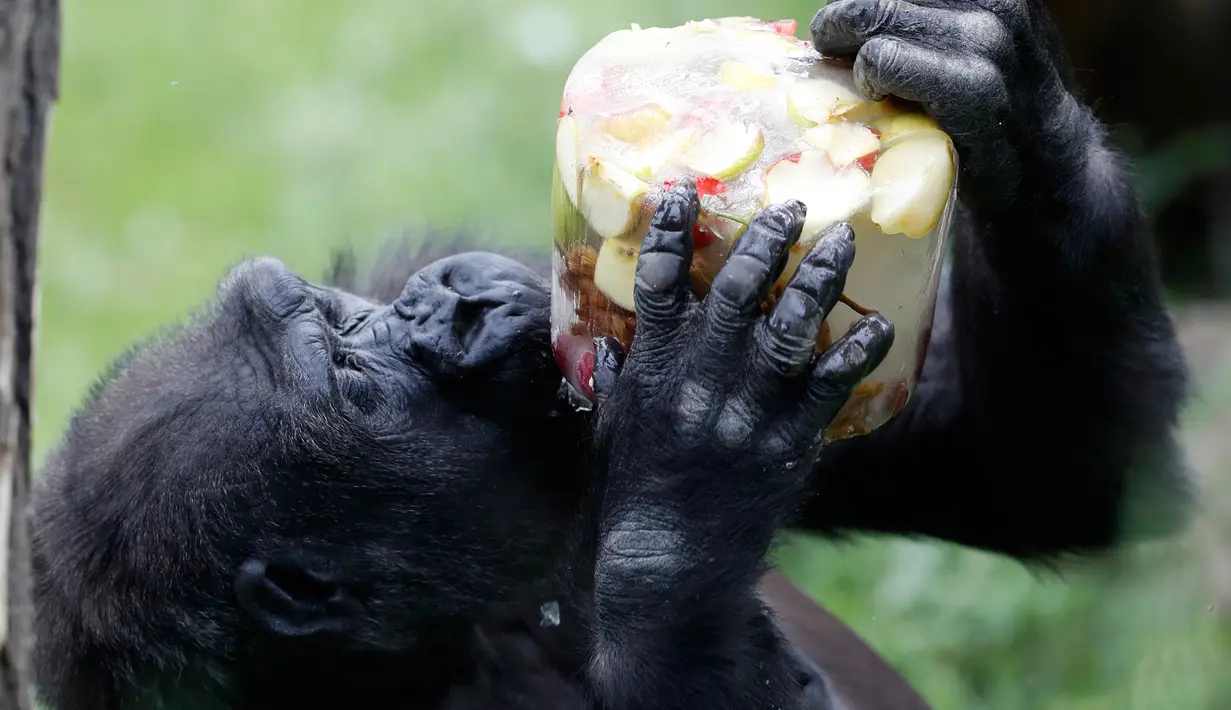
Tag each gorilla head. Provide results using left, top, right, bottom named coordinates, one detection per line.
left=32, top=248, right=588, bottom=709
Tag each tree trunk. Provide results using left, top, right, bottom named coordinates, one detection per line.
left=0, top=0, right=59, bottom=708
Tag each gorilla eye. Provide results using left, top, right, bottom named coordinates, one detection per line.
left=333, top=349, right=366, bottom=372
left=338, top=311, right=372, bottom=337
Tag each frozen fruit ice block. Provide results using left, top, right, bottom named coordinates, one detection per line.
left=550, top=17, right=957, bottom=439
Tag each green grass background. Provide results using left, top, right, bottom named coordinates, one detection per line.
left=37, top=0, right=1231, bottom=708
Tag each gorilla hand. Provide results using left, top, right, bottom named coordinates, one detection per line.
left=811, top=0, right=1082, bottom=214
left=580, top=181, right=893, bottom=710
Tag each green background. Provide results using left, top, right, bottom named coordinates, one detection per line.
left=37, top=0, right=1231, bottom=708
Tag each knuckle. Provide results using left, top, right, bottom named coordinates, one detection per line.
left=792, top=260, right=844, bottom=300
left=598, top=519, right=687, bottom=578
left=715, top=398, right=757, bottom=448
left=978, top=0, right=1030, bottom=30
left=760, top=429, right=802, bottom=459
left=810, top=238, right=855, bottom=275
left=711, top=256, right=770, bottom=308
left=805, top=374, right=853, bottom=410
left=769, top=287, right=815, bottom=323
left=673, top=379, right=719, bottom=436
left=760, top=335, right=814, bottom=378
left=848, top=0, right=893, bottom=33
left=635, top=252, right=686, bottom=295
left=963, top=12, right=1014, bottom=64
left=855, top=37, right=908, bottom=99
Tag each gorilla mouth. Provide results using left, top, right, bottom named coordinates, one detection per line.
left=394, top=253, right=555, bottom=386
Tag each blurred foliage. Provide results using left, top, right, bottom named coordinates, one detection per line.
left=36, top=0, right=1231, bottom=708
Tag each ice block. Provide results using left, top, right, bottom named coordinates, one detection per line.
left=550, top=17, right=957, bottom=440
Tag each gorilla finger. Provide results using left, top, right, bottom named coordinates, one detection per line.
left=810, top=0, right=957, bottom=56
left=853, top=36, right=1008, bottom=112
left=682, top=202, right=805, bottom=399
left=801, top=314, right=895, bottom=426
left=755, top=224, right=857, bottom=380
left=703, top=200, right=805, bottom=332
left=973, top=0, right=1031, bottom=33
left=634, top=181, right=700, bottom=345
left=592, top=336, right=627, bottom=408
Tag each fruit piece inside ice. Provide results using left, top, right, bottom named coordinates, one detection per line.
left=593, top=236, right=641, bottom=312
left=729, top=29, right=807, bottom=56
left=871, top=113, right=944, bottom=149
left=839, top=99, right=902, bottom=125
left=623, top=128, right=696, bottom=179
left=604, top=104, right=672, bottom=144
left=786, top=74, right=866, bottom=126
left=720, top=61, right=779, bottom=91
left=552, top=331, right=598, bottom=402
left=869, top=132, right=957, bottom=238
left=579, top=157, right=652, bottom=240
left=764, top=151, right=872, bottom=241
left=769, top=19, right=798, bottom=35
left=803, top=123, right=882, bottom=169
left=682, top=122, right=765, bottom=180
left=596, top=24, right=674, bottom=58
left=556, top=115, right=581, bottom=207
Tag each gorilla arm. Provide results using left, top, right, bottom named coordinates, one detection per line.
left=575, top=186, right=895, bottom=710
left=792, top=0, right=1193, bottom=560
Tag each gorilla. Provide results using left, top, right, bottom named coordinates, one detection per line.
left=30, top=2, right=1193, bottom=709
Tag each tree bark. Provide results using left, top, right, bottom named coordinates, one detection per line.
left=0, top=0, right=59, bottom=708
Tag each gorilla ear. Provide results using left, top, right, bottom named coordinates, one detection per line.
left=234, top=552, right=362, bottom=638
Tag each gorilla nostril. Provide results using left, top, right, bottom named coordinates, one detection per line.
left=451, top=299, right=489, bottom=349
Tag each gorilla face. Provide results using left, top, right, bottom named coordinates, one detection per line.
left=32, top=251, right=586, bottom=705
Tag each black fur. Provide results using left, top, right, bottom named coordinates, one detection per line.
left=30, top=3, right=1191, bottom=709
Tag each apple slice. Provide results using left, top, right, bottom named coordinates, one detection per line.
left=604, top=104, right=672, bottom=145
left=580, top=157, right=652, bottom=239
left=682, top=122, right=765, bottom=180
left=838, top=99, right=901, bottom=125
left=803, top=123, right=882, bottom=169
left=556, top=115, right=581, bottom=206
left=764, top=151, right=872, bottom=241
left=623, top=128, right=696, bottom=180
left=593, top=237, right=641, bottom=312
left=869, top=132, right=957, bottom=238
left=786, top=74, right=865, bottom=126
left=870, top=113, right=944, bottom=149
left=720, top=61, right=779, bottom=91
